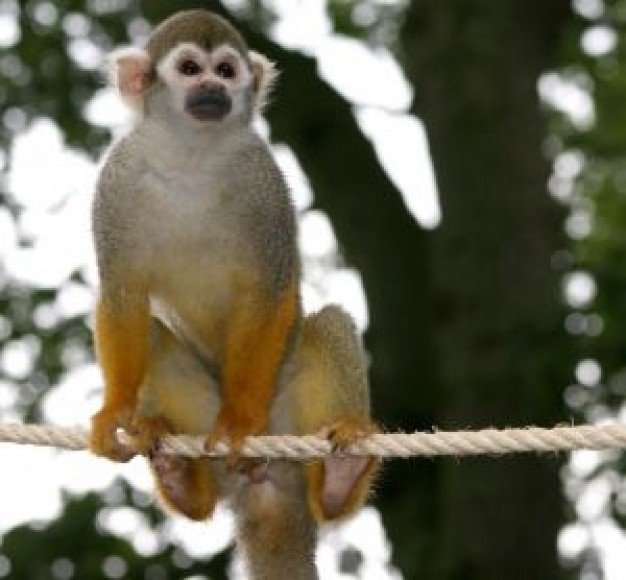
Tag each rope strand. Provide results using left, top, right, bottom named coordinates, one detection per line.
left=1, top=422, right=626, bottom=459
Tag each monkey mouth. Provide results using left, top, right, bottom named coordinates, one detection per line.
left=185, top=88, right=232, bottom=122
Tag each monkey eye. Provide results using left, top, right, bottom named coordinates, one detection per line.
left=178, top=59, right=202, bottom=76
left=215, top=61, right=236, bottom=79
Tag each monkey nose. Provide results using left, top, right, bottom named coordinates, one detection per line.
left=185, top=86, right=232, bottom=122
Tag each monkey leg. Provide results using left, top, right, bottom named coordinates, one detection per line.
left=207, top=279, right=298, bottom=459
left=91, top=294, right=150, bottom=462
left=136, top=319, right=221, bottom=521
left=151, top=455, right=217, bottom=521
left=304, top=417, right=379, bottom=521
left=289, top=305, right=381, bottom=522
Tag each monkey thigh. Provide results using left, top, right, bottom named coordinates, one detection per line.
left=287, top=306, right=379, bottom=522
left=150, top=455, right=217, bottom=521
left=137, top=319, right=221, bottom=520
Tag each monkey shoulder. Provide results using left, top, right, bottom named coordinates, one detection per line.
left=98, top=135, right=146, bottom=187
left=232, top=138, right=296, bottom=239
left=92, top=135, right=150, bottom=281
left=94, top=136, right=148, bottom=216
left=232, top=137, right=299, bottom=291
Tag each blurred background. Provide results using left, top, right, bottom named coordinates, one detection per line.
left=1, top=0, right=626, bottom=578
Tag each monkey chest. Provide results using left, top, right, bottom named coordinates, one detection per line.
left=135, top=173, right=257, bottom=306
left=138, top=174, right=248, bottom=259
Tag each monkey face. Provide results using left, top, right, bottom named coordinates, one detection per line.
left=107, top=11, right=277, bottom=127
left=155, top=43, right=252, bottom=126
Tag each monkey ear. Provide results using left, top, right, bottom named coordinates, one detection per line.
left=106, top=47, right=152, bottom=116
left=249, top=51, right=279, bottom=112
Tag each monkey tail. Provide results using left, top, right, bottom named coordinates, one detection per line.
left=233, top=463, right=319, bottom=580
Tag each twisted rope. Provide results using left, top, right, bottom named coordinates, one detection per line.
left=1, top=422, right=626, bottom=459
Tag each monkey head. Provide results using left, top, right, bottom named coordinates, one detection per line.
left=108, top=10, right=277, bottom=129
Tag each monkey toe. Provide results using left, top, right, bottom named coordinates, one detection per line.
left=323, top=416, right=378, bottom=452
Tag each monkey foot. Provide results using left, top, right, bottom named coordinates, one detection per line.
left=313, top=417, right=380, bottom=520
left=321, top=416, right=378, bottom=452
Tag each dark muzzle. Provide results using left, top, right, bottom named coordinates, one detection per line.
left=185, top=86, right=232, bottom=122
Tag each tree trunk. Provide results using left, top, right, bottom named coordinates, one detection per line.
left=399, top=1, right=572, bottom=578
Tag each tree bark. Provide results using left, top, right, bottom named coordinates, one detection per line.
left=399, top=1, right=572, bottom=578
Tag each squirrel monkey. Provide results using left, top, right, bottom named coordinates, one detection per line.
left=90, top=10, right=379, bottom=579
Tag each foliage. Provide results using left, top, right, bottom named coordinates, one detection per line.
left=2, top=481, right=230, bottom=579
left=548, top=0, right=626, bottom=574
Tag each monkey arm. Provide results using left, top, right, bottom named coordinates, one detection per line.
left=90, top=290, right=150, bottom=461
left=203, top=140, right=300, bottom=457
left=95, top=293, right=150, bottom=409
left=207, top=279, right=299, bottom=454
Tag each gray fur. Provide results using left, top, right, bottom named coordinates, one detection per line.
left=230, top=134, right=299, bottom=295
left=234, top=462, right=318, bottom=580
left=146, top=10, right=249, bottom=67
left=92, top=76, right=300, bottom=351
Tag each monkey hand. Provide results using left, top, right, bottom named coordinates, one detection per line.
left=90, top=404, right=136, bottom=462
left=204, top=403, right=267, bottom=468
left=128, top=415, right=173, bottom=457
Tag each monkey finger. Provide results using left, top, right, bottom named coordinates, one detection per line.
left=90, top=427, right=136, bottom=462
left=129, top=415, right=173, bottom=456
left=90, top=407, right=136, bottom=462
left=205, top=409, right=265, bottom=468
left=224, top=435, right=247, bottom=470
left=204, top=431, right=248, bottom=470
left=203, top=430, right=227, bottom=453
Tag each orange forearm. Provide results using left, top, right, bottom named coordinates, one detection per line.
left=222, top=283, right=298, bottom=425
left=95, top=295, right=150, bottom=410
